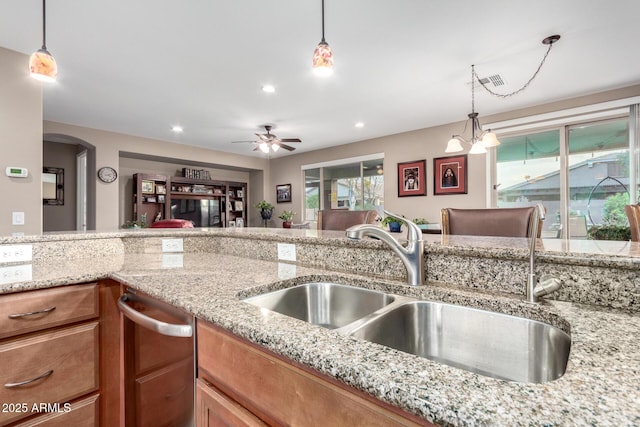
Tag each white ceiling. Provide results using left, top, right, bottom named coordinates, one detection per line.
left=1, top=0, right=639, bottom=158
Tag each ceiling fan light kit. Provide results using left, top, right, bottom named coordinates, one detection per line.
left=29, top=0, right=57, bottom=82
left=446, top=34, right=560, bottom=154
left=312, top=0, right=334, bottom=76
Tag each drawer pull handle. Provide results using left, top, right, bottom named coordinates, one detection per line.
left=4, top=370, right=54, bottom=388
left=8, top=306, right=56, bottom=319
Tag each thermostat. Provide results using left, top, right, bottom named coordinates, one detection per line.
left=6, top=167, right=29, bottom=178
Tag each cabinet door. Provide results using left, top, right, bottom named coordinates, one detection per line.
left=196, top=379, right=266, bottom=427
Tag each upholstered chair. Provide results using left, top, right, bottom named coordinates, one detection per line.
left=316, top=210, right=379, bottom=231
left=624, top=204, right=640, bottom=242
left=441, top=207, right=541, bottom=238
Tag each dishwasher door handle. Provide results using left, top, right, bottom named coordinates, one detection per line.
left=118, top=293, right=193, bottom=337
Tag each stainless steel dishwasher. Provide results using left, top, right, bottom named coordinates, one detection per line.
left=118, top=289, right=195, bottom=427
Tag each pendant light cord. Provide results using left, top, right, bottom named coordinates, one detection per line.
left=473, top=39, right=557, bottom=98
left=320, top=0, right=326, bottom=43
left=41, top=0, right=47, bottom=49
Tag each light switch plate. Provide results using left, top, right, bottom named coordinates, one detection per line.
left=162, top=238, right=184, bottom=253
left=0, top=244, right=32, bottom=264
left=277, top=243, right=296, bottom=261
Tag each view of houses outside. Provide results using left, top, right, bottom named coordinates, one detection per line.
left=496, top=118, right=630, bottom=239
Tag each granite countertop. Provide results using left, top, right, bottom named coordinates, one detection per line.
left=0, top=230, right=639, bottom=425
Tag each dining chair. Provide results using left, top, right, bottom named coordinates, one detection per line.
left=441, top=207, right=541, bottom=238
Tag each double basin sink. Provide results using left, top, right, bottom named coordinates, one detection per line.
left=243, top=282, right=571, bottom=384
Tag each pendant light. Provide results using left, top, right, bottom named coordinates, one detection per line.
left=445, top=65, right=495, bottom=154
left=312, top=0, right=334, bottom=76
left=29, top=0, right=57, bottom=82
left=446, top=35, right=560, bottom=154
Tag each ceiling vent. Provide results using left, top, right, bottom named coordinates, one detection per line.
left=468, top=74, right=506, bottom=88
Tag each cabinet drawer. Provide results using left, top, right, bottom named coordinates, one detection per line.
left=0, top=283, right=98, bottom=339
left=13, top=394, right=99, bottom=427
left=0, top=322, right=99, bottom=426
left=196, top=379, right=266, bottom=427
left=135, top=358, right=194, bottom=427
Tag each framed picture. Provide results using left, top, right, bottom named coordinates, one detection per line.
left=236, top=189, right=244, bottom=198
left=397, top=160, right=426, bottom=197
left=228, top=190, right=235, bottom=197
left=434, top=154, right=468, bottom=195
left=276, top=183, right=292, bottom=203
left=156, top=184, right=166, bottom=194
left=141, top=180, right=155, bottom=194
left=236, top=218, right=244, bottom=227
left=146, top=196, right=157, bottom=203
left=228, top=220, right=236, bottom=228
left=234, top=201, right=244, bottom=212
left=157, top=195, right=165, bottom=203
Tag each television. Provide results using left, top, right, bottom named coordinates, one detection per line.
left=170, top=198, right=222, bottom=227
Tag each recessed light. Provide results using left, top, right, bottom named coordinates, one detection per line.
left=355, top=122, right=364, bottom=128
left=171, top=125, right=183, bottom=133
left=262, top=85, right=276, bottom=93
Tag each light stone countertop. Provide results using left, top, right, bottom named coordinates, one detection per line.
left=0, top=229, right=639, bottom=426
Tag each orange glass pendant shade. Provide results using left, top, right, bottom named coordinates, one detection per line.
left=312, top=41, right=334, bottom=76
left=29, top=48, right=57, bottom=82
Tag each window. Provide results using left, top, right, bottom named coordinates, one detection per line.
left=492, top=107, right=635, bottom=240
left=302, top=155, right=384, bottom=221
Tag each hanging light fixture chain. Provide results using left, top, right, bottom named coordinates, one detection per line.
left=474, top=40, right=556, bottom=98
left=321, top=0, right=326, bottom=42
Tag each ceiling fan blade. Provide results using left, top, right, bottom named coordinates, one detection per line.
left=278, top=144, right=296, bottom=151
left=255, top=133, right=269, bottom=141
left=231, top=140, right=257, bottom=143
left=279, top=138, right=302, bottom=143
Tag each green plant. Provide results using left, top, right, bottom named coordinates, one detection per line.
left=587, top=224, right=631, bottom=241
left=255, top=200, right=274, bottom=211
left=278, top=210, right=295, bottom=221
left=381, top=215, right=406, bottom=227
left=412, top=217, right=429, bottom=225
left=121, top=220, right=145, bottom=229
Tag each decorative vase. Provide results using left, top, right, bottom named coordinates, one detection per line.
left=283, top=221, right=292, bottom=228
left=388, top=221, right=402, bottom=233
left=260, top=208, right=273, bottom=220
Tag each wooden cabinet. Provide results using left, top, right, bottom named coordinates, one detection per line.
left=133, top=173, right=170, bottom=226
left=0, top=284, right=101, bottom=426
left=132, top=173, right=248, bottom=227
left=196, top=379, right=266, bottom=427
left=197, top=320, right=431, bottom=427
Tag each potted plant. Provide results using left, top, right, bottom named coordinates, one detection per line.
left=278, top=210, right=296, bottom=228
left=255, top=200, right=274, bottom=221
left=381, top=215, right=406, bottom=233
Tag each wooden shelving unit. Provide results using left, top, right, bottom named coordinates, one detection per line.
left=133, top=174, right=248, bottom=227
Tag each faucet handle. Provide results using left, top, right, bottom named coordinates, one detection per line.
left=383, top=210, right=422, bottom=242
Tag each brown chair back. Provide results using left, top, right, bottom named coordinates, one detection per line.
left=441, top=207, right=539, bottom=238
left=317, top=210, right=379, bottom=231
left=624, top=204, right=640, bottom=242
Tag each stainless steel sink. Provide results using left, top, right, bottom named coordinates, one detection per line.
left=243, top=282, right=395, bottom=329
left=346, top=300, right=571, bottom=383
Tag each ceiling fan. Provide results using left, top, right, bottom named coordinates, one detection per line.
left=232, top=125, right=302, bottom=153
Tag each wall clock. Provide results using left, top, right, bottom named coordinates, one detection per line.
left=98, top=166, right=118, bottom=183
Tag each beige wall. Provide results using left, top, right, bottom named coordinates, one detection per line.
left=43, top=121, right=270, bottom=231
left=0, top=47, right=43, bottom=236
left=270, top=84, right=640, bottom=225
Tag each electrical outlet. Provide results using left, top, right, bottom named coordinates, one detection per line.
left=161, top=238, right=184, bottom=253
left=12, top=212, right=25, bottom=225
left=162, top=253, right=184, bottom=269
left=278, top=262, right=296, bottom=279
left=0, top=244, right=33, bottom=264
left=0, top=264, right=32, bottom=285
left=277, top=243, right=296, bottom=261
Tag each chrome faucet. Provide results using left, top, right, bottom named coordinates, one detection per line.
left=346, top=210, right=425, bottom=286
left=527, top=204, right=562, bottom=303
